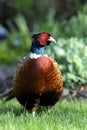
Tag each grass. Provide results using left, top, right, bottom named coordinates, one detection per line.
left=0, top=99, right=87, bottom=130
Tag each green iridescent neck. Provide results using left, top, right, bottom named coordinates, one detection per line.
left=30, top=45, right=47, bottom=55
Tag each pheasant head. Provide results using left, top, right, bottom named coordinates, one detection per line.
left=30, top=32, right=56, bottom=58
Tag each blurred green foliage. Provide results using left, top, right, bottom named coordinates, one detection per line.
left=48, top=38, right=87, bottom=88
left=39, top=9, right=87, bottom=38
left=0, top=15, right=31, bottom=64
left=0, top=0, right=87, bottom=28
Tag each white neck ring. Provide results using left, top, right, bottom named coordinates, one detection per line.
left=29, top=52, right=48, bottom=59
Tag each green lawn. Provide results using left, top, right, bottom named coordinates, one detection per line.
left=0, top=99, right=87, bottom=130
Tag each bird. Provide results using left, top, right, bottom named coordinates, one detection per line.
left=0, top=32, right=63, bottom=117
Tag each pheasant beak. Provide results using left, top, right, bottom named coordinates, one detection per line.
left=47, top=36, right=56, bottom=43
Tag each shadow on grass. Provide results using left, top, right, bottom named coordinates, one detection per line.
left=0, top=107, right=26, bottom=116
left=0, top=99, right=86, bottom=118
left=0, top=99, right=49, bottom=117
left=0, top=99, right=27, bottom=116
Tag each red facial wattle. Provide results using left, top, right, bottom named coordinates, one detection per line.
left=37, top=33, right=49, bottom=45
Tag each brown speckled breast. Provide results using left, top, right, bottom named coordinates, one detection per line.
left=13, top=56, right=63, bottom=109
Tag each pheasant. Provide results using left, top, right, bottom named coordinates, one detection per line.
left=1, top=32, right=63, bottom=117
